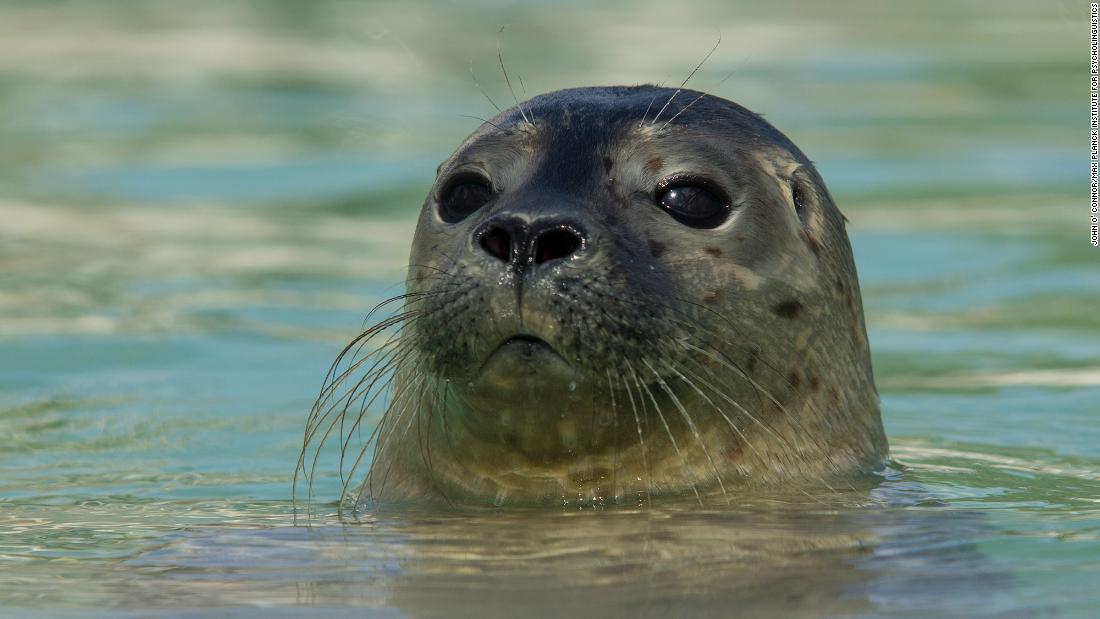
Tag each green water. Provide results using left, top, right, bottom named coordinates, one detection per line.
left=1, top=1, right=1097, bottom=617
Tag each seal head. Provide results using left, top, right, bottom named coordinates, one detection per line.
left=307, top=85, right=888, bottom=508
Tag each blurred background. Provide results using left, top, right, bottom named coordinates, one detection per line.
left=1, top=0, right=1097, bottom=616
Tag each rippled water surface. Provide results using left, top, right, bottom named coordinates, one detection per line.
left=1, top=1, right=1096, bottom=617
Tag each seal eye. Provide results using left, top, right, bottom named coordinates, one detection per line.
left=655, top=178, right=730, bottom=229
left=438, top=175, right=493, bottom=223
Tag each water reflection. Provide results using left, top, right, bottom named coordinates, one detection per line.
left=100, top=494, right=1012, bottom=618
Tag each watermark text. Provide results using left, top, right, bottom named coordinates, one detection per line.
left=1091, top=3, right=1098, bottom=245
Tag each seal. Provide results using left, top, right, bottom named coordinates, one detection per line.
left=297, top=85, right=888, bottom=510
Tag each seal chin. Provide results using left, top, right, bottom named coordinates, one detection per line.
left=453, top=333, right=609, bottom=462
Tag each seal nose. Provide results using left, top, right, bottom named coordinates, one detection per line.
left=476, top=217, right=586, bottom=267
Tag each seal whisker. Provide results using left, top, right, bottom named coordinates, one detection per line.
left=422, top=376, right=457, bottom=507
left=434, top=377, right=486, bottom=500
left=307, top=329, right=376, bottom=428
left=324, top=345, right=417, bottom=515
left=313, top=309, right=420, bottom=416
left=643, top=359, right=729, bottom=502
left=361, top=291, right=431, bottom=329
left=459, top=114, right=506, bottom=132
left=467, top=61, right=502, bottom=113
left=681, top=343, right=847, bottom=500
left=638, top=94, right=658, bottom=127
left=649, top=33, right=721, bottom=126
left=330, top=326, right=412, bottom=411
left=674, top=357, right=767, bottom=447
left=658, top=357, right=762, bottom=468
left=411, top=369, right=448, bottom=506
left=673, top=356, right=796, bottom=488
left=611, top=367, right=620, bottom=503
left=296, top=283, right=461, bottom=519
left=659, top=68, right=737, bottom=129
left=404, top=262, right=462, bottom=279
left=573, top=289, right=845, bottom=498
left=627, top=359, right=703, bottom=506
left=351, top=365, right=427, bottom=510
left=678, top=330, right=840, bottom=453
left=295, top=315, right=419, bottom=521
left=658, top=91, right=708, bottom=129
left=339, top=372, right=408, bottom=515
left=527, top=280, right=849, bottom=501
left=305, top=320, right=417, bottom=456
left=613, top=288, right=849, bottom=447
left=496, top=30, right=533, bottom=126
left=365, top=369, right=431, bottom=505
left=682, top=342, right=792, bottom=433
left=335, top=337, right=422, bottom=485
left=615, top=367, right=652, bottom=508
left=655, top=290, right=845, bottom=411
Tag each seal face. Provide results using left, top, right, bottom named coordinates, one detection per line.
left=300, top=85, right=888, bottom=509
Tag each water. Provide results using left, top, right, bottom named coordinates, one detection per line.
left=1, top=1, right=1096, bottom=617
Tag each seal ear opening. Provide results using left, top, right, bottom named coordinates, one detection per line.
left=791, top=179, right=804, bottom=216
left=789, top=174, right=811, bottom=226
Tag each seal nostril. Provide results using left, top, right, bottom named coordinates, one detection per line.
left=479, top=225, right=512, bottom=263
left=534, top=227, right=583, bottom=264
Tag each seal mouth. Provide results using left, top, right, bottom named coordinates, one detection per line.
left=489, top=334, right=562, bottom=360
left=476, top=333, right=572, bottom=380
